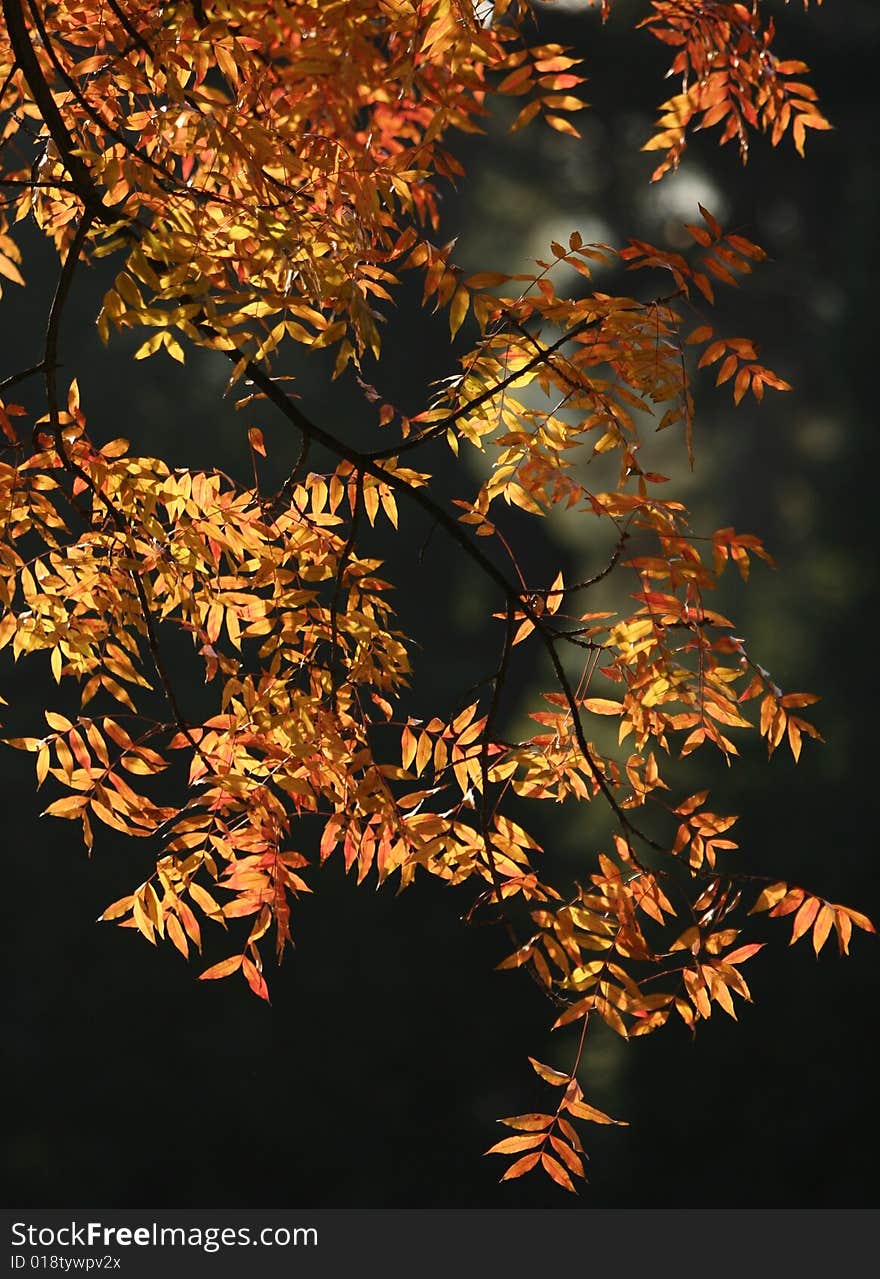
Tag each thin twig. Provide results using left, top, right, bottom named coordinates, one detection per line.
left=0, top=360, right=45, bottom=393
left=2, top=0, right=110, bottom=220
left=368, top=317, right=601, bottom=461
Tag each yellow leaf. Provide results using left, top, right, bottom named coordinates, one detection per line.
left=544, top=113, right=581, bottom=137
left=36, top=744, right=50, bottom=788
left=134, top=333, right=164, bottom=360
left=98, top=894, right=134, bottom=921
left=189, top=882, right=225, bottom=922
left=163, top=332, right=185, bottom=363
left=748, top=882, right=788, bottom=914
left=449, top=285, right=469, bottom=339
left=415, top=731, right=432, bottom=777
left=166, top=913, right=189, bottom=957
left=566, top=1098, right=627, bottom=1125
left=0, top=252, right=25, bottom=286
left=42, top=795, right=88, bottom=819
left=528, top=1057, right=569, bottom=1086
left=812, top=904, right=834, bottom=956
left=499, top=1114, right=554, bottom=1132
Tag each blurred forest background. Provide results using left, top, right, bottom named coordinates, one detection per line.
left=2, top=0, right=878, bottom=1207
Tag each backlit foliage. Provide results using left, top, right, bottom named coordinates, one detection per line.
left=640, top=0, right=832, bottom=179
left=0, top=0, right=872, bottom=1192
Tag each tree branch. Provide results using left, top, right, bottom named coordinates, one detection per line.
left=1, top=0, right=110, bottom=220
left=228, top=351, right=665, bottom=856
left=369, top=317, right=600, bottom=461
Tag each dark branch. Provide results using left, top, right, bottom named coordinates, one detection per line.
left=369, top=316, right=600, bottom=461
left=1, top=0, right=110, bottom=220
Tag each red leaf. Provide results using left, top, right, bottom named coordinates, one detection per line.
left=242, top=955, right=270, bottom=1001
left=723, top=943, right=765, bottom=965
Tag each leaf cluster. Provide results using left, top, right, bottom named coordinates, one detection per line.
left=0, top=0, right=871, bottom=1194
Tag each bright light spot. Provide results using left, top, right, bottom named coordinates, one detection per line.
left=524, top=215, right=614, bottom=282
left=640, top=168, right=727, bottom=225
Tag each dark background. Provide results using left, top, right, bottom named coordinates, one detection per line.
left=2, top=1, right=878, bottom=1207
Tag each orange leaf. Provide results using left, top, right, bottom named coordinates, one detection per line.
left=686, top=325, right=714, bottom=344
left=549, top=1135, right=585, bottom=1179
left=723, top=943, right=765, bottom=966
left=541, top=1152, right=576, bottom=1192
left=500, top=1152, right=542, bottom=1181
left=98, top=894, right=134, bottom=922
left=242, top=956, right=270, bottom=1001
left=485, top=1134, right=546, bottom=1156
left=836, top=905, right=875, bottom=934
left=811, top=904, right=835, bottom=956
left=581, top=698, right=623, bottom=716
left=790, top=896, right=821, bottom=945
left=699, top=204, right=722, bottom=239
left=499, top=1114, right=555, bottom=1132
left=198, top=955, right=242, bottom=980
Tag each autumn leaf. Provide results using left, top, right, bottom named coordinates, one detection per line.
left=528, top=1058, right=570, bottom=1087
left=485, top=1134, right=546, bottom=1156
left=500, top=1152, right=542, bottom=1181
left=198, top=956, right=243, bottom=981
left=565, top=1099, right=628, bottom=1127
